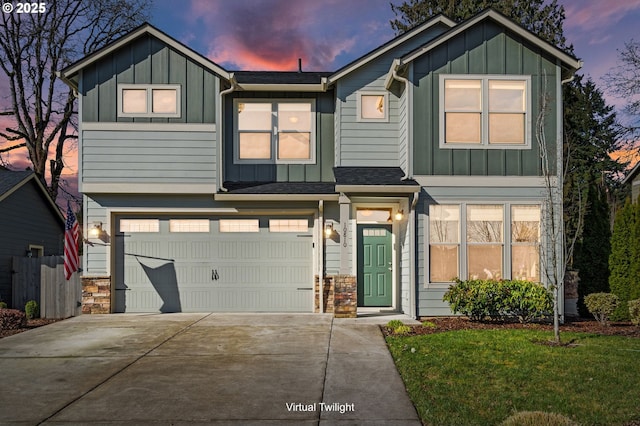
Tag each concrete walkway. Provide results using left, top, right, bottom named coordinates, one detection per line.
left=0, top=313, right=420, bottom=425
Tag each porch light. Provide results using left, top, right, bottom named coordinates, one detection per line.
left=395, top=210, right=404, bottom=221
left=324, top=222, right=334, bottom=237
left=89, top=222, right=102, bottom=238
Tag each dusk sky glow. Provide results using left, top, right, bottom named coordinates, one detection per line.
left=1, top=0, right=640, bottom=200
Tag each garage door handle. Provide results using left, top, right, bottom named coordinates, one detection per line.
left=297, top=287, right=312, bottom=290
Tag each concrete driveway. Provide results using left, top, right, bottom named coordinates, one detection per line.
left=0, top=313, right=420, bottom=425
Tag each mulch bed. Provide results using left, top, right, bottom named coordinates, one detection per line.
left=0, top=318, right=61, bottom=339
left=383, top=317, right=640, bottom=338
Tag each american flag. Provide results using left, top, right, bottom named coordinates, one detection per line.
left=64, top=202, right=79, bottom=280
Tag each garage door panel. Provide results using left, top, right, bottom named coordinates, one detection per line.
left=117, top=216, right=313, bottom=313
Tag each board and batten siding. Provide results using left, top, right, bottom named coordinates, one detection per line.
left=223, top=91, right=335, bottom=183
left=335, top=24, right=450, bottom=168
left=412, top=20, right=559, bottom=176
left=81, top=34, right=218, bottom=124
left=0, top=180, right=64, bottom=307
left=81, top=128, right=216, bottom=184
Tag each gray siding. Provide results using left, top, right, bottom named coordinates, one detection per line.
left=399, top=212, right=411, bottom=314
left=0, top=181, right=64, bottom=306
left=412, top=20, right=559, bottom=176
left=84, top=195, right=109, bottom=275
left=398, top=84, right=409, bottom=174
left=224, top=91, right=334, bottom=183
left=82, top=128, right=216, bottom=184
left=632, top=176, right=639, bottom=203
left=82, top=34, right=218, bottom=124
left=336, top=23, right=450, bottom=168
left=324, top=202, right=341, bottom=274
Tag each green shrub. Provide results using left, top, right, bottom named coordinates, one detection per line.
left=393, top=325, right=411, bottom=335
left=421, top=320, right=437, bottom=329
left=584, top=293, right=619, bottom=325
left=25, top=300, right=39, bottom=320
left=0, top=301, right=7, bottom=309
left=386, top=319, right=404, bottom=329
left=500, top=411, right=577, bottom=426
left=443, top=279, right=552, bottom=322
left=629, top=299, right=640, bottom=326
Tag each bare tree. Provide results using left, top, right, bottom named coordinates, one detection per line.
left=0, top=0, right=151, bottom=202
left=537, top=70, right=585, bottom=343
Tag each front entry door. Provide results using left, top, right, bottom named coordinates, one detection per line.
left=357, top=224, right=393, bottom=306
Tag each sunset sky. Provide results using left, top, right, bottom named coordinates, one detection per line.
left=1, top=0, right=640, bottom=203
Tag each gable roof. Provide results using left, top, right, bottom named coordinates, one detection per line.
left=59, top=23, right=231, bottom=89
left=0, top=168, right=65, bottom=223
left=398, top=9, right=581, bottom=74
left=327, top=15, right=456, bottom=84
left=623, top=161, right=640, bottom=185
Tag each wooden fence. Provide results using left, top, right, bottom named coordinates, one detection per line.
left=12, top=256, right=82, bottom=319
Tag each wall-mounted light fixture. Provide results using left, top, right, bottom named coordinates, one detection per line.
left=395, top=210, right=404, bottom=221
left=324, top=222, right=334, bottom=238
left=89, top=222, right=102, bottom=238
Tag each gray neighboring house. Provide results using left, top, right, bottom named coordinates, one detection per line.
left=59, top=8, right=581, bottom=317
left=0, top=167, right=65, bottom=307
left=623, top=162, right=640, bottom=203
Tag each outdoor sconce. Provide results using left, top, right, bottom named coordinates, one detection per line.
left=89, top=222, right=102, bottom=238
left=395, top=210, right=404, bottom=221
left=324, top=222, right=334, bottom=238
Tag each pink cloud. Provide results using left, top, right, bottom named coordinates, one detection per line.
left=181, top=0, right=386, bottom=71
left=564, top=0, right=640, bottom=31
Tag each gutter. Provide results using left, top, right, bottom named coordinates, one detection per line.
left=217, top=73, right=238, bottom=194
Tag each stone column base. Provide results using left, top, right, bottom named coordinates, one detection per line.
left=333, top=275, right=357, bottom=318
left=81, top=276, right=111, bottom=314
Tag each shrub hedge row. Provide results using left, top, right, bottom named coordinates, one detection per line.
left=443, top=279, right=553, bottom=323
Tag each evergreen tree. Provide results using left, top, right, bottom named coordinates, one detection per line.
left=609, top=199, right=640, bottom=320
left=390, top=0, right=568, bottom=49
left=575, top=182, right=611, bottom=316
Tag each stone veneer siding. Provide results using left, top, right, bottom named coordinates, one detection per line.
left=81, top=276, right=111, bottom=314
left=315, top=276, right=335, bottom=313
left=333, top=275, right=357, bottom=318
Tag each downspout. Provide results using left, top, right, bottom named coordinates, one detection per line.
left=392, top=59, right=419, bottom=317
left=318, top=200, right=324, bottom=313
left=217, top=73, right=238, bottom=193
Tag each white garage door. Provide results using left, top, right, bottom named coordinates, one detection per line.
left=114, top=216, right=314, bottom=313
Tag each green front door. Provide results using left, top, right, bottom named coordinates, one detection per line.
left=357, top=224, right=393, bottom=307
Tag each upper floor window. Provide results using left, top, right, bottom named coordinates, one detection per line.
left=118, top=84, right=181, bottom=118
left=357, top=92, right=388, bottom=122
left=439, top=75, right=530, bottom=149
left=235, top=99, right=315, bottom=164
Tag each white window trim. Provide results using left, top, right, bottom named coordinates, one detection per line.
left=117, top=84, right=181, bottom=118
left=356, top=91, right=389, bottom=123
left=426, top=201, right=542, bottom=288
left=233, top=98, right=316, bottom=165
left=438, top=74, right=532, bottom=150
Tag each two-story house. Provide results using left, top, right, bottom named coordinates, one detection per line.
left=59, top=8, right=580, bottom=317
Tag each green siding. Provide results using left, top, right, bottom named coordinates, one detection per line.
left=224, top=91, right=335, bottom=183
left=412, top=21, right=559, bottom=177
left=81, top=34, right=218, bottom=124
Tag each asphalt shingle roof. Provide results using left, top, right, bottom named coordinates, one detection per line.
left=0, top=167, right=33, bottom=197
left=233, top=71, right=332, bottom=85
left=224, top=182, right=336, bottom=194
left=333, top=167, right=419, bottom=186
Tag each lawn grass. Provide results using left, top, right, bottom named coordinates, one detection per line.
left=386, top=330, right=640, bottom=426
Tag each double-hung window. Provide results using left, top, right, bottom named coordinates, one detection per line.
left=440, top=75, right=530, bottom=148
left=235, top=100, right=315, bottom=164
